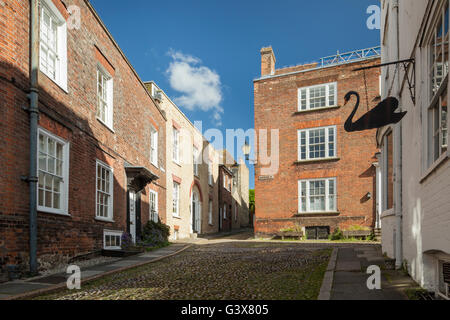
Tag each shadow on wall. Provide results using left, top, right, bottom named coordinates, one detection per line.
left=0, top=59, right=151, bottom=277
left=358, top=160, right=377, bottom=228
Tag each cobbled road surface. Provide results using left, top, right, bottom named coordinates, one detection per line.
left=36, top=233, right=333, bottom=300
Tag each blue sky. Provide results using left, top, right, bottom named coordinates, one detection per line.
left=90, top=0, right=380, bottom=188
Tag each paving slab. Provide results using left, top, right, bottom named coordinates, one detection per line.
left=29, top=274, right=67, bottom=284
left=0, top=282, right=51, bottom=295
left=331, top=246, right=413, bottom=300
left=80, top=270, right=103, bottom=279
left=335, top=260, right=361, bottom=271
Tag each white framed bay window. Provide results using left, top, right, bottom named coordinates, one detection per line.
left=96, top=160, right=114, bottom=221
left=39, top=0, right=68, bottom=91
left=298, top=178, right=337, bottom=213
left=298, top=82, right=337, bottom=111
left=298, top=126, right=337, bottom=161
left=426, top=1, right=449, bottom=168
left=37, top=128, right=70, bottom=215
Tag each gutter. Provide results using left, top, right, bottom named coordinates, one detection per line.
left=28, top=0, right=39, bottom=275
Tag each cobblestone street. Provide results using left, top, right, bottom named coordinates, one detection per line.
left=34, top=235, right=332, bottom=300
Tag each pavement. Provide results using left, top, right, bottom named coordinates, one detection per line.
left=329, top=246, right=417, bottom=300
left=0, top=243, right=191, bottom=300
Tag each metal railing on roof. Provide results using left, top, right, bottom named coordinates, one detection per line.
left=318, top=46, right=381, bottom=68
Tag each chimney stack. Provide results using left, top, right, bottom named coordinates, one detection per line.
left=261, top=47, right=276, bottom=77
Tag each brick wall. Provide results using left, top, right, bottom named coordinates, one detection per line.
left=254, top=48, right=380, bottom=237
left=0, top=0, right=166, bottom=275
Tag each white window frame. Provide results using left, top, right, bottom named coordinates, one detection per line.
left=425, top=2, right=449, bottom=170
left=298, top=178, right=337, bottom=213
left=172, top=181, right=180, bottom=217
left=149, top=190, right=159, bottom=223
left=208, top=200, right=213, bottom=225
left=193, top=146, right=199, bottom=176
left=298, top=82, right=337, bottom=112
left=208, top=162, right=213, bottom=186
left=150, top=127, right=158, bottom=167
left=37, top=127, right=70, bottom=216
left=298, top=126, right=337, bottom=161
left=96, top=65, right=114, bottom=130
left=223, top=204, right=227, bottom=220
left=103, top=230, right=122, bottom=250
left=95, top=160, right=114, bottom=222
left=172, top=127, right=180, bottom=163
left=39, top=0, right=67, bottom=91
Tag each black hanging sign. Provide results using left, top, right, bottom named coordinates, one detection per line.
left=344, top=91, right=407, bottom=132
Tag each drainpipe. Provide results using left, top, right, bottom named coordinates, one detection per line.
left=28, top=0, right=39, bottom=275
left=392, top=0, right=403, bottom=270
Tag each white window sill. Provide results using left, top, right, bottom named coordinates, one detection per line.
left=41, top=70, right=68, bottom=94
left=420, top=153, right=448, bottom=184
left=173, top=215, right=182, bottom=220
left=38, top=208, right=70, bottom=217
left=103, top=247, right=121, bottom=251
left=295, top=157, right=340, bottom=164
left=95, top=217, right=115, bottom=223
left=97, top=118, right=115, bottom=133
left=295, top=105, right=340, bottom=114
left=151, top=162, right=159, bottom=170
left=173, top=160, right=181, bottom=167
left=296, top=211, right=339, bottom=216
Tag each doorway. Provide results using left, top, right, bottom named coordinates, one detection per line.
left=191, top=189, right=201, bottom=233
left=127, top=190, right=141, bottom=243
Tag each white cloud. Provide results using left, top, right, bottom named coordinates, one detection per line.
left=166, top=50, right=224, bottom=125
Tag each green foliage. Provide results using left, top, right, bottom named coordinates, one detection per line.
left=367, top=232, right=376, bottom=241
left=329, top=228, right=344, bottom=241
left=347, top=224, right=371, bottom=231
left=280, top=224, right=302, bottom=233
left=249, top=189, right=255, bottom=213
left=141, top=220, right=171, bottom=247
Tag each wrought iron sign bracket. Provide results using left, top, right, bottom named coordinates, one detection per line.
left=354, top=58, right=416, bottom=105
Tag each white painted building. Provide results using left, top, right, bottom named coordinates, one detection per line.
left=378, top=0, right=449, bottom=299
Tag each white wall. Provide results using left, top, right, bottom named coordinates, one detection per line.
left=380, top=0, right=450, bottom=293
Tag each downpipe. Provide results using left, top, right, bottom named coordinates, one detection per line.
left=28, top=0, right=39, bottom=275
left=392, top=0, right=403, bottom=270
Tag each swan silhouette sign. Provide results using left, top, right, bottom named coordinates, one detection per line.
left=344, top=91, right=407, bottom=132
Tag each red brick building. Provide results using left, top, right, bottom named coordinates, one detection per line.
left=0, top=0, right=166, bottom=278
left=254, top=47, right=381, bottom=239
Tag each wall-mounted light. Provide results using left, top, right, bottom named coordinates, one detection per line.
left=366, top=192, right=372, bottom=200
